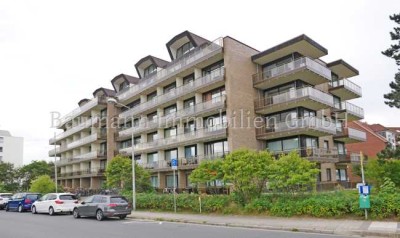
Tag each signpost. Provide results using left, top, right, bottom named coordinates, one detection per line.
left=171, top=158, right=178, bottom=213
left=359, top=151, right=369, bottom=220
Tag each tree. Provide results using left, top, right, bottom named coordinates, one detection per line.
left=382, top=13, right=400, bottom=108
left=105, top=155, right=152, bottom=193
left=268, top=151, right=319, bottom=193
left=18, top=160, right=54, bottom=191
left=221, top=149, right=274, bottom=204
left=29, top=175, right=56, bottom=194
left=189, top=159, right=224, bottom=192
left=377, top=146, right=400, bottom=160
left=365, top=159, right=400, bottom=188
left=0, top=162, right=19, bottom=192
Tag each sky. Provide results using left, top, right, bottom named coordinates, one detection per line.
left=0, top=0, right=399, bottom=164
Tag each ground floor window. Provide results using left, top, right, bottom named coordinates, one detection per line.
left=336, top=169, right=347, bottom=181
left=150, top=176, right=159, bottom=188
left=165, top=175, right=178, bottom=188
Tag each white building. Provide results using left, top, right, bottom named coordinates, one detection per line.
left=0, top=130, right=23, bottom=167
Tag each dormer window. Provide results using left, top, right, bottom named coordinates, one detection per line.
left=176, top=42, right=194, bottom=59
left=144, top=64, right=157, bottom=77
left=119, top=81, right=129, bottom=91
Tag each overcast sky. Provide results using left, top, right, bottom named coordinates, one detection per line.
left=0, top=0, right=399, bottom=164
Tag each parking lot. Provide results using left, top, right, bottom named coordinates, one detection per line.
left=0, top=210, right=354, bottom=238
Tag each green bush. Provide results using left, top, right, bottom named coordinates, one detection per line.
left=130, top=191, right=400, bottom=220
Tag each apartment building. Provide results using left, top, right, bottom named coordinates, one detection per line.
left=0, top=130, right=23, bottom=167
left=50, top=31, right=366, bottom=190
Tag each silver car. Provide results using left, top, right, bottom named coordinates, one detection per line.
left=72, top=195, right=131, bottom=221
left=0, top=193, right=13, bottom=210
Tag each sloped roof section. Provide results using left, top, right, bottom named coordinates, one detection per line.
left=92, top=87, right=116, bottom=97
left=166, top=30, right=211, bottom=60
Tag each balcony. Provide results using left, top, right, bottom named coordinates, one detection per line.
left=118, top=96, right=226, bottom=139
left=334, top=127, right=367, bottom=143
left=329, top=79, right=362, bottom=100
left=270, top=147, right=339, bottom=163
left=254, top=87, right=334, bottom=115
left=50, top=117, right=99, bottom=145
left=120, top=126, right=227, bottom=154
left=55, top=150, right=106, bottom=166
left=337, top=152, right=368, bottom=164
left=333, top=101, right=364, bottom=121
left=256, top=117, right=337, bottom=140
left=48, top=147, right=61, bottom=157
left=57, top=97, right=106, bottom=129
left=119, top=67, right=225, bottom=119
left=59, top=168, right=105, bottom=178
left=252, top=57, right=331, bottom=89
left=117, top=38, right=224, bottom=102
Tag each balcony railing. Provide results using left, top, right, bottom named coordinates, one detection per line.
left=58, top=97, right=106, bottom=128
left=334, top=101, right=364, bottom=119
left=256, top=117, right=337, bottom=137
left=270, top=147, right=339, bottom=162
left=50, top=117, right=99, bottom=144
left=117, top=38, right=224, bottom=102
left=120, top=126, right=227, bottom=154
left=348, top=128, right=367, bottom=141
left=118, top=95, right=226, bottom=138
left=252, top=57, right=331, bottom=85
left=59, top=168, right=105, bottom=178
left=62, top=132, right=105, bottom=152
left=330, top=79, right=362, bottom=96
left=255, top=87, right=334, bottom=110
left=48, top=147, right=61, bottom=157
left=119, top=67, right=225, bottom=119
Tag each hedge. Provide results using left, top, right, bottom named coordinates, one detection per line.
left=126, top=191, right=400, bottom=220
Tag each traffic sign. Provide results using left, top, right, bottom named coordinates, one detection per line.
left=171, top=159, right=178, bottom=170
left=359, top=185, right=370, bottom=195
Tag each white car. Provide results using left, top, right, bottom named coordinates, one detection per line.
left=0, top=193, right=13, bottom=210
left=31, top=193, right=78, bottom=215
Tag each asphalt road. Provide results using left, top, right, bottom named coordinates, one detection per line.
left=0, top=210, right=353, bottom=238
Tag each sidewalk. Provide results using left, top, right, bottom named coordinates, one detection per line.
left=128, top=211, right=400, bottom=237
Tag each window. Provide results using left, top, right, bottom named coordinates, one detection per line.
left=333, top=96, right=341, bottom=109
left=0, top=156, right=2, bottom=162
left=204, top=140, right=229, bottom=156
left=164, top=105, right=177, bottom=116
left=133, top=136, right=141, bottom=145
left=118, top=81, right=129, bottom=91
left=165, top=149, right=178, bottom=161
left=110, top=196, right=128, bottom=203
left=163, top=82, right=176, bottom=94
left=164, top=127, right=177, bottom=138
left=202, top=61, right=224, bottom=77
left=183, top=74, right=195, bottom=85
left=267, top=138, right=300, bottom=153
left=147, top=153, right=158, bottom=164
left=147, top=112, right=158, bottom=122
left=100, top=143, right=107, bottom=155
left=0, top=137, right=3, bottom=143
left=183, top=97, right=195, bottom=109
left=204, top=113, right=227, bottom=131
left=47, top=194, right=57, bottom=200
left=120, top=139, right=132, bottom=149
left=100, top=109, right=107, bottom=119
left=150, top=176, right=159, bottom=188
left=336, top=169, right=347, bottom=181
left=326, top=168, right=332, bottom=181
left=203, top=87, right=225, bottom=103
left=335, top=142, right=346, bottom=155
left=147, top=91, right=157, bottom=101
left=147, top=132, right=158, bottom=142
left=0, top=147, right=2, bottom=152
left=166, top=174, right=178, bottom=188
left=323, top=141, right=329, bottom=150
left=184, top=121, right=196, bottom=133
left=176, top=41, right=194, bottom=59
left=92, top=196, right=103, bottom=203
left=127, top=99, right=140, bottom=109
left=144, top=64, right=156, bottom=77
left=185, top=145, right=197, bottom=158
left=59, top=194, right=77, bottom=200
left=100, top=160, right=107, bottom=170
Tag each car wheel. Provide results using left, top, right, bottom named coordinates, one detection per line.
left=119, top=215, right=127, bottom=220
left=96, top=209, right=104, bottom=221
left=73, top=208, right=80, bottom=219
left=32, top=206, right=37, bottom=214
left=5, top=204, right=9, bottom=212
left=18, top=205, right=24, bottom=213
left=49, top=207, right=55, bottom=216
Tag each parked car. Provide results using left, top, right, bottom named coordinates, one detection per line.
left=32, top=193, right=78, bottom=215
left=6, top=193, right=41, bottom=212
left=73, top=195, right=131, bottom=221
left=0, top=193, right=13, bottom=210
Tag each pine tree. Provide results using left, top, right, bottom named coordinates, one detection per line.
left=382, top=13, right=400, bottom=108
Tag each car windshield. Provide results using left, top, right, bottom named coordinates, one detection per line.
left=27, top=194, right=39, bottom=200
left=110, top=197, right=128, bottom=203
left=60, top=195, right=77, bottom=200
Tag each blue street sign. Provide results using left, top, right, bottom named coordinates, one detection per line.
left=171, top=159, right=178, bottom=170
left=359, top=185, right=370, bottom=195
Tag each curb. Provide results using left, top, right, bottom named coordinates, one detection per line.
left=128, top=215, right=400, bottom=237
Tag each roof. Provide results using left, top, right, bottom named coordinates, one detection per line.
left=354, top=121, right=388, bottom=143
left=387, top=127, right=400, bottom=134
left=369, top=124, right=387, bottom=132
left=92, top=87, right=116, bottom=97
left=78, top=99, right=90, bottom=106
left=134, top=55, right=169, bottom=78
left=111, top=74, right=140, bottom=91
left=251, top=34, right=328, bottom=63
left=0, top=130, right=11, bottom=137
left=326, top=59, right=359, bottom=77
left=166, top=31, right=211, bottom=60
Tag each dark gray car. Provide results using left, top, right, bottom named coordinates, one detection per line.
left=72, top=195, right=131, bottom=221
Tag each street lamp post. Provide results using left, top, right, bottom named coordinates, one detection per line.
left=54, top=132, right=58, bottom=193
left=107, top=98, right=136, bottom=211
